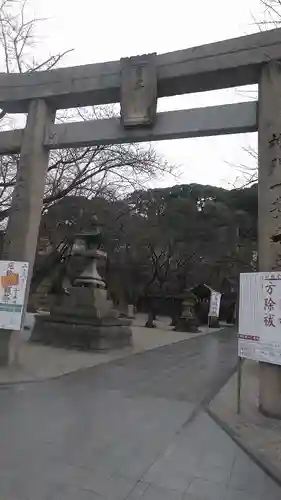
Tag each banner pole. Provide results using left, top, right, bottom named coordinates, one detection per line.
left=237, top=355, right=243, bottom=414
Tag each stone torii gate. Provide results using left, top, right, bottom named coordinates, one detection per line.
left=0, top=28, right=280, bottom=416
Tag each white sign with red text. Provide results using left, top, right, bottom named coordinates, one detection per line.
left=0, top=260, right=29, bottom=330
left=238, top=272, right=281, bottom=365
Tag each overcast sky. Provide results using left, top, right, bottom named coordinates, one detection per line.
left=26, top=0, right=266, bottom=189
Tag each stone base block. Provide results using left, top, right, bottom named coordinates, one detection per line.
left=31, top=315, right=132, bottom=351
left=174, top=318, right=199, bottom=333
left=208, top=316, right=220, bottom=328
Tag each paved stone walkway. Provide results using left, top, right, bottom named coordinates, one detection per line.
left=0, top=329, right=280, bottom=499
left=2, top=315, right=219, bottom=383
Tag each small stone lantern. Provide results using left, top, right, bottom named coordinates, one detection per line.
left=174, top=290, right=199, bottom=333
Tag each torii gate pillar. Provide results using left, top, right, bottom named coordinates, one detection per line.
left=258, top=61, right=281, bottom=418
left=0, top=99, right=54, bottom=365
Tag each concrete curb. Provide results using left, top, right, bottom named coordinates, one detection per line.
left=207, top=406, right=281, bottom=489
left=179, top=360, right=239, bottom=435
left=201, top=361, right=238, bottom=408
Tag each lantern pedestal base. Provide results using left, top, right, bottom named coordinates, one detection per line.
left=208, top=316, right=220, bottom=328
left=174, top=317, right=199, bottom=333
left=31, top=286, right=132, bottom=351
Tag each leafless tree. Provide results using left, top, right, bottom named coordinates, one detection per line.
left=230, top=145, right=258, bottom=188
left=256, top=0, right=281, bottom=29
left=0, top=0, right=175, bottom=227
left=237, top=0, right=281, bottom=187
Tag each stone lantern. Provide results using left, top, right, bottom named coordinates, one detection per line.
left=72, top=232, right=107, bottom=289
left=32, top=218, right=132, bottom=350
left=174, top=290, right=199, bottom=333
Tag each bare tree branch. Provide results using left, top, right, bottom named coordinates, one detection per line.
left=0, top=0, right=176, bottom=237
left=236, top=1, right=281, bottom=187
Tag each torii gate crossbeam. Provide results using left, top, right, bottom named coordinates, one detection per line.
left=0, top=27, right=280, bottom=112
